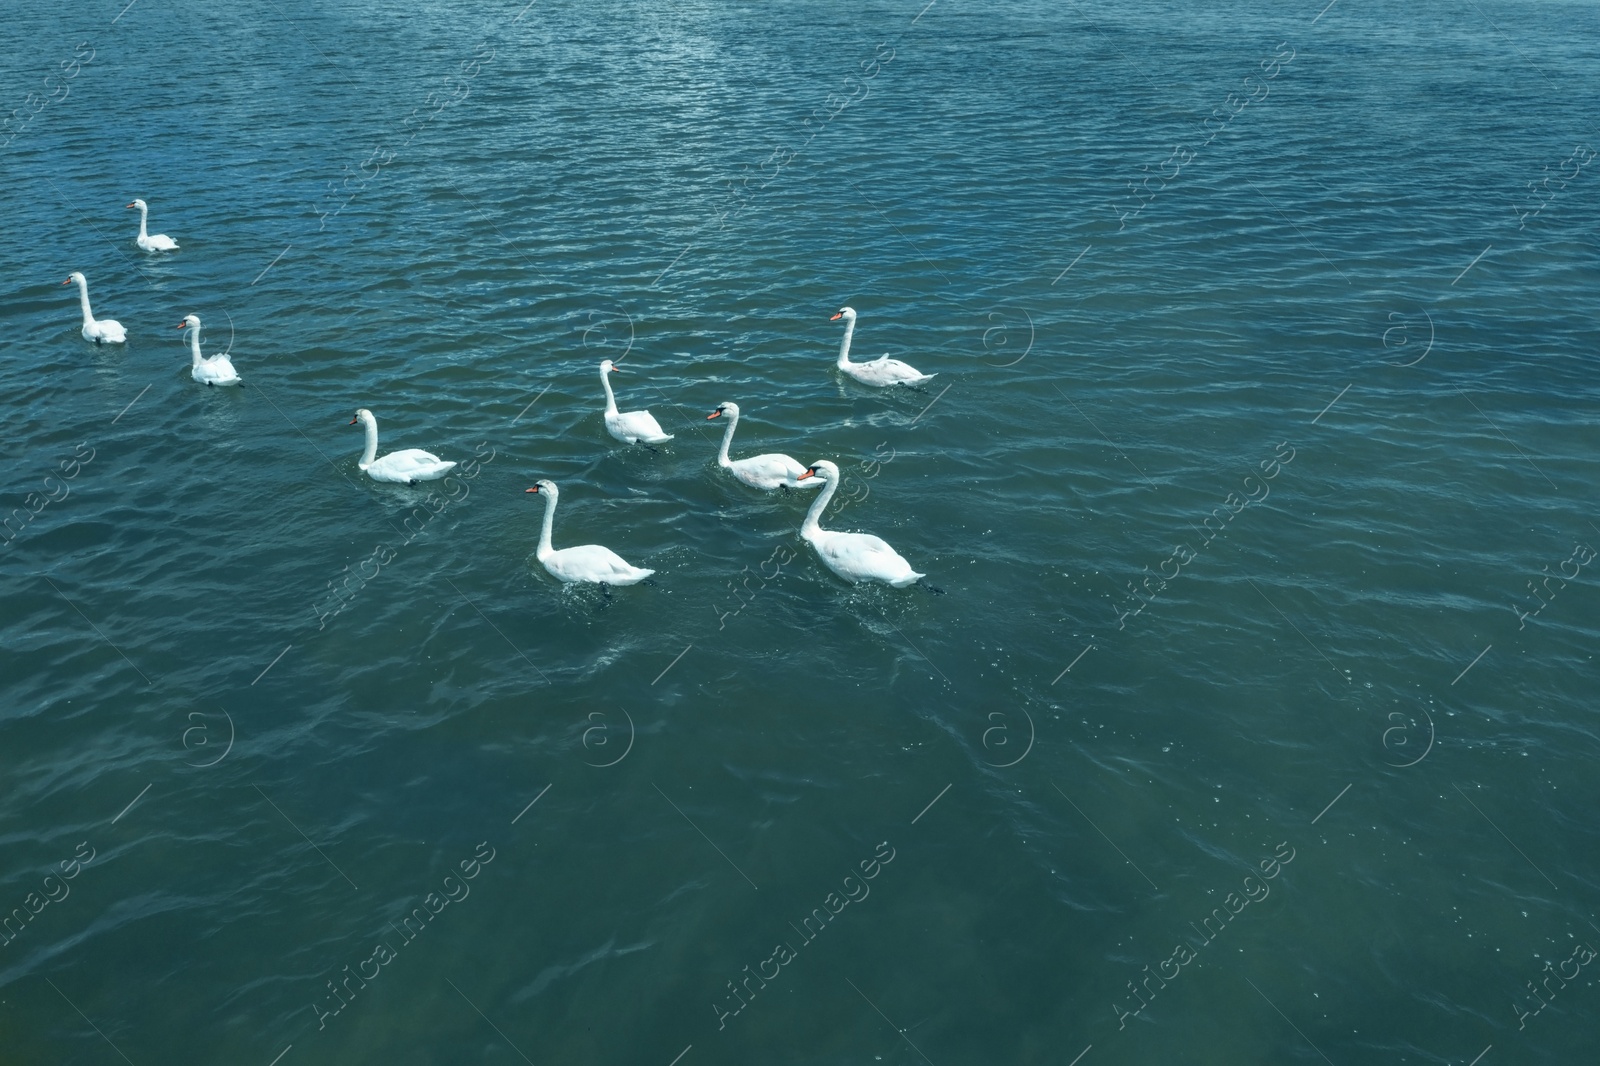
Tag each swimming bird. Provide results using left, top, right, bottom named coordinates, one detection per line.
left=526, top=481, right=655, bottom=585
left=127, top=199, right=178, bottom=252
left=599, top=359, right=673, bottom=445
left=795, top=460, right=926, bottom=587
left=831, top=306, right=932, bottom=387
left=63, top=273, right=126, bottom=344
left=349, top=408, right=456, bottom=484
left=708, top=401, right=818, bottom=491
left=177, top=315, right=241, bottom=386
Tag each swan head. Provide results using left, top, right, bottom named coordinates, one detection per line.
left=707, top=401, right=740, bottom=421
left=525, top=480, right=559, bottom=500
left=830, top=306, right=857, bottom=323
left=349, top=408, right=375, bottom=427
left=177, top=314, right=201, bottom=331
left=63, top=272, right=85, bottom=287
left=599, top=359, right=623, bottom=374
left=126, top=199, right=147, bottom=210
left=796, top=460, right=840, bottom=484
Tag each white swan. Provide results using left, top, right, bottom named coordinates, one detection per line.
left=127, top=199, right=178, bottom=252
left=831, top=306, right=932, bottom=387
left=526, top=480, right=655, bottom=585
left=795, top=460, right=925, bottom=587
left=349, top=408, right=457, bottom=484
left=599, top=359, right=673, bottom=444
left=708, top=402, right=818, bottom=491
left=177, top=315, right=241, bottom=386
left=63, top=273, right=126, bottom=344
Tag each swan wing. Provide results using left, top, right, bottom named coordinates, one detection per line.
left=195, top=355, right=241, bottom=384
left=850, top=357, right=929, bottom=385
left=367, top=450, right=456, bottom=482
left=729, top=453, right=810, bottom=490
left=611, top=410, right=673, bottom=443
left=91, top=320, right=128, bottom=344
left=547, top=544, right=653, bottom=585
left=885, top=358, right=931, bottom=379
left=813, top=530, right=923, bottom=585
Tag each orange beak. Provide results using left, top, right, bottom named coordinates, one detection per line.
left=830, top=312, right=843, bottom=321
left=125, top=202, right=136, bottom=209
left=61, top=278, right=71, bottom=285
left=796, top=469, right=815, bottom=481
left=525, top=486, right=540, bottom=494
left=348, top=416, right=359, bottom=425
left=176, top=322, right=187, bottom=329
left=706, top=410, right=721, bottom=420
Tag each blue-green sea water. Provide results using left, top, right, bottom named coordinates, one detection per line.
left=3, top=1, right=1599, bottom=1063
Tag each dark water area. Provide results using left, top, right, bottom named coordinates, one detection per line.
left=2, top=1, right=1598, bottom=1063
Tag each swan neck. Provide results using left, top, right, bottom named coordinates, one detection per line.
left=188, top=327, right=203, bottom=366
left=600, top=368, right=618, bottom=414
left=837, top=318, right=856, bottom=367
left=538, top=491, right=557, bottom=558
left=716, top=410, right=737, bottom=466
left=137, top=205, right=149, bottom=239
left=76, top=279, right=93, bottom=323
left=359, top=418, right=378, bottom=467
left=801, top=474, right=837, bottom=537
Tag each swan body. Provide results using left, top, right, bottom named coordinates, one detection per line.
left=63, top=273, right=126, bottom=344
left=708, top=402, right=818, bottom=491
left=350, top=408, right=456, bottom=484
left=178, top=315, right=241, bottom=386
left=795, top=460, right=925, bottom=587
left=127, top=199, right=178, bottom=251
left=599, top=359, right=673, bottom=444
left=831, top=306, right=932, bottom=387
left=526, top=481, right=655, bottom=585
